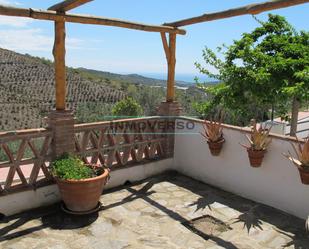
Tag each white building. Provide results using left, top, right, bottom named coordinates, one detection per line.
left=265, top=111, right=309, bottom=138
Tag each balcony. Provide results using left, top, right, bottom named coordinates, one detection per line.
left=0, top=116, right=309, bottom=248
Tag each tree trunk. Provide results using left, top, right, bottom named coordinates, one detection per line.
left=290, top=96, right=300, bottom=137
left=271, top=103, right=274, bottom=121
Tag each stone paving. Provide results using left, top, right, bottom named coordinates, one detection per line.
left=0, top=172, right=309, bottom=249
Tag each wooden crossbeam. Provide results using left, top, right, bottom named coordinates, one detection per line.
left=48, top=0, right=93, bottom=12
left=164, top=0, right=309, bottom=27
left=0, top=5, right=186, bottom=35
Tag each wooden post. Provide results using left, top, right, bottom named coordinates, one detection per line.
left=158, top=33, right=181, bottom=158
left=53, top=19, right=66, bottom=110
left=164, top=33, right=176, bottom=102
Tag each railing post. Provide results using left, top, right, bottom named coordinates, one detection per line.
left=48, top=110, right=75, bottom=159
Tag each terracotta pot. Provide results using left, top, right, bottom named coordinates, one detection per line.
left=247, top=149, right=266, bottom=167
left=55, top=166, right=109, bottom=212
left=298, top=167, right=309, bottom=185
left=207, top=138, right=225, bottom=156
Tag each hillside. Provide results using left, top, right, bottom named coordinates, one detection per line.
left=76, top=67, right=192, bottom=87
left=0, top=48, right=126, bottom=131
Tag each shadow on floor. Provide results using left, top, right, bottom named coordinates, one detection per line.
left=164, top=172, right=309, bottom=249
left=1, top=171, right=309, bottom=248
left=0, top=203, right=98, bottom=242
left=103, top=171, right=309, bottom=248
left=105, top=172, right=240, bottom=249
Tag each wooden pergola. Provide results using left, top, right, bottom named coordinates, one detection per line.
left=0, top=0, right=308, bottom=111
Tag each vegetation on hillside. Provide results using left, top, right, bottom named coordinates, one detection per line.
left=0, top=48, right=208, bottom=131
left=0, top=48, right=126, bottom=131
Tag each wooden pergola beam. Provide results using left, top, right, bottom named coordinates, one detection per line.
left=48, top=0, right=93, bottom=12
left=0, top=5, right=186, bottom=35
left=164, top=0, right=309, bottom=27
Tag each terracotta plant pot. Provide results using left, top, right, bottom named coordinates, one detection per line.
left=55, top=166, right=109, bottom=213
left=297, top=167, right=309, bottom=185
left=247, top=149, right=266, bottom=167
left=207, top=138, right=225, bottom=156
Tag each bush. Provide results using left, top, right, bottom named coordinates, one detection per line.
left=51, top=154, right=97, bottom=180
left=76, top=102, right=113, bottom=123
left=112, top=97, right=143, bottom=118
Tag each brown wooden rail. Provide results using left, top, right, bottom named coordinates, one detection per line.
left=74, top=117, right=169, bottom=168
left=0, top=129, right=53, bottom=195
left=0, top=117, right=170, bottom=195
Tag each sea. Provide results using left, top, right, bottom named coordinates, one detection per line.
left=140, top=73, right=215, bottom=84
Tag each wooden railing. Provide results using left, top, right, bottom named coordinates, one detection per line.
left=0, top=128, right=53, bottom=195
left=0, top=117, right=170, bottom=195
left=74, top=117, right=169, bottom=169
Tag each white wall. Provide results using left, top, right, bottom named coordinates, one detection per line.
left=174, top=118, right=309, bottom=219
left=0, top=158, right=173, bottom=216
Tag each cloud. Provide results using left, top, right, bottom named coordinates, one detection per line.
left=0, top=0, right=21, bottom=6
left=0, top=16, right=33, bottom=27
left=0, top=28, right=87, bottom=52
left=0, top=0, right=29, bottom=28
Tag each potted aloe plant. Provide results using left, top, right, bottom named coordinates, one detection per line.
left=241, top=120, right=272, bottom=167
left=50, top=154, right=110, bottom=214
left=201, top=115, right=225, bottom=156
left=283, top=137, right=309, bottom=185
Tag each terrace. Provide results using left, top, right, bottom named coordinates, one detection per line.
left=1, top=117, right=309, bottom=248
left=1, top=173, right=309, bottom=249
left=0, top=0, right=309, bottom=248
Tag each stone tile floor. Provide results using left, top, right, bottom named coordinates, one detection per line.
left=0, top=172, right=309, bottom=249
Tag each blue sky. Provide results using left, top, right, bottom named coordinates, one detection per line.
left=0, top=0, right=308, bottom=80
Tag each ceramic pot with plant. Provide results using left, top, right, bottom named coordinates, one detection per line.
left=283, top=137, right=309, bottom=185
left=201, top=117, right=225, bottom=156
left=241, top=121, right=272, bottom=167
left=51, top=154, right=110, bottom=214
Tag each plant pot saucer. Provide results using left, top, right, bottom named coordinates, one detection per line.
left=61, top=201, right=102, bottom=215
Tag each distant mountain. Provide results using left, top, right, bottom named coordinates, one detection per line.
left=76, top=67, right=193, bottom=87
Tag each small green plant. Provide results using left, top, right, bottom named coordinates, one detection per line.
left=284, top=137, right=309, bottom=170
left=51, top=154, right=101, bottom=180
left=241, top=120, right=272, bottom=151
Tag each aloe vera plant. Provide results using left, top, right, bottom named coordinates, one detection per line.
left=201, top=112, right=224, bottom=143
left=284, top=137, right=309, bottom=170
left=241, top=121, right=272, bottom=151
left=200, top=112, right=225, bottom=156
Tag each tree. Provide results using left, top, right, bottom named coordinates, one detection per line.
left=195, top=14, right=309, bottom=135
left=76, top=102, right=113, bottom=123
left=112, top=97, right=143, bottom=118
